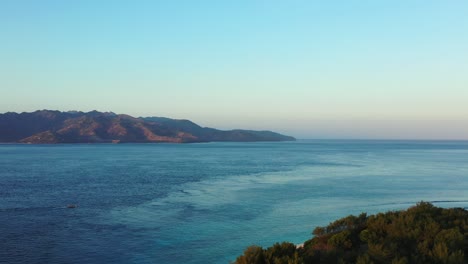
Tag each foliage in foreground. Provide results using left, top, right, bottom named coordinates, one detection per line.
left=234, top=202, right=468, bottom=264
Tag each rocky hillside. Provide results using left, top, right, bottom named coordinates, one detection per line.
left=0, top=110, right=295, bottom=143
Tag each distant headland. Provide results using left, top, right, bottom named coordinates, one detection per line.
left=0, top=110, right=295, bottom=144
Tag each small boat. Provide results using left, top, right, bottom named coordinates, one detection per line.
left=67, top=204, right=78, bottom=209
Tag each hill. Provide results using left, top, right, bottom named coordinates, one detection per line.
left=0, top=110, right=295, bottom=143
left=235, top=202, right=468, bottom=264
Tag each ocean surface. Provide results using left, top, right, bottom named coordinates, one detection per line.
left=1, top=140, right=468, bottom=263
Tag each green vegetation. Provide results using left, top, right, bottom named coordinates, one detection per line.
left=234, top=202, right=468, bottom=264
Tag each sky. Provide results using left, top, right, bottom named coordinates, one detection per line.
left=1, top=0, right=467, bottom=139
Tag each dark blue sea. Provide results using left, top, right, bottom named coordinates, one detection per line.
left=1, top=140, right=468, bottom=263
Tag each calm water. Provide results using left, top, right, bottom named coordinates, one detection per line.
left=1, top=140, right=468, bottom=263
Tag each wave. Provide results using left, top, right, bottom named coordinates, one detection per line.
left=370, top=200, right=468, bottom=208
left=0, top=205, right=71, bottom=212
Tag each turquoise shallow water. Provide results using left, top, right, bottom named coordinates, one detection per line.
left=1, top=140, right=468, bottom=263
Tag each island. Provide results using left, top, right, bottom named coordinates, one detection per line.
left=0, top=110, right=295, bottom=144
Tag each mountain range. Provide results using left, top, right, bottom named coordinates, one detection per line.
left=0, top=110, right=295, bottom=143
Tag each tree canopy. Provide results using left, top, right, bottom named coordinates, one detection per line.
left=234, top=202, right=468, bottom=264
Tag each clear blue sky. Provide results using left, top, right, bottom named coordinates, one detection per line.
left=1, top=0, right=467, bottom=139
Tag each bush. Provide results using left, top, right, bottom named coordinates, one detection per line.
left=234, top=203, right=468, bottom=264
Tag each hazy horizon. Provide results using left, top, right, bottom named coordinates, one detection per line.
left=1, top=1, right=467, bottom=139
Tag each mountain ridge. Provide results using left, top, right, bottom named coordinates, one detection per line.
left=0, top=110, right=295, bottom=143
